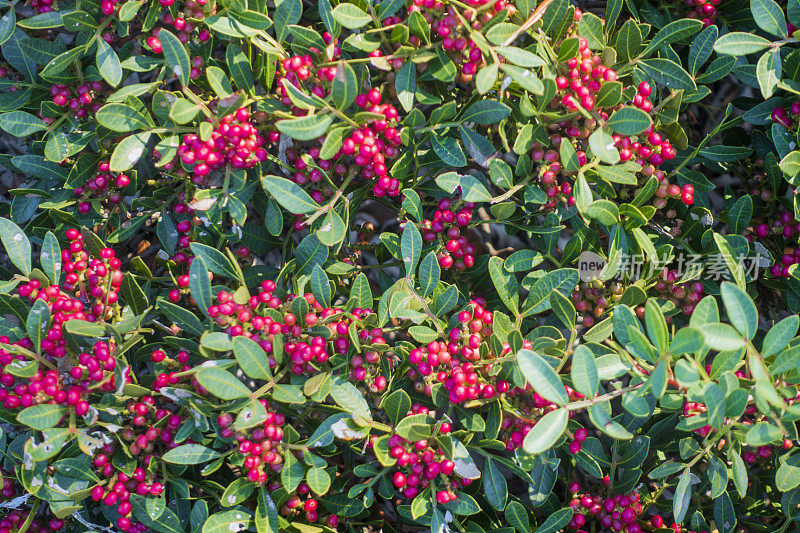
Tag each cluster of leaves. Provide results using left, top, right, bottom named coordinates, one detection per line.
left=0, top=0, right=800, bottom=532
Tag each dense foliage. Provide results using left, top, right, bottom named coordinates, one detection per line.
left=1, top=0, right=800, bottom=531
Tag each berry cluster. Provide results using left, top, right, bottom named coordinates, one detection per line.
left=651, top=269, right=705, bottom=316
left=0, top=507, right=65, bottom=533
left=684, top=0, right=721, bottom=25
left=567, top=488, right=644, bottom=533
left=555, top=36, right=620, bottom=113
left=73, top=161, right=130, bottom=214
left=218, top=404, right=286, bottom=483
left=408, top=299, right=512, bottom=402
left=571, top=280, right=624, bottom=329
left=277, top=55, right=403, bottom=200
left=753, top=211, right=800, bottom=277
left=0, top=231, right=131, bottom=411
left=380, top=407, right=464, bottom=502
left=279, top=487, right=337, bottom=527
left=771, top=102, right=800, bottom=130
left=90, top=396, right=178, bottom=531
left=416, top=197, right=478, bottom=270
left=177, top=107, right=267, bottom=185
left=408, top=0, right=514, bottom=84
left=538, top=32, right=689, bottom=211
left=146, top=15, right=211, bottom=52
left=48, top=82, right=104, bottom=121
left=208, top=280, right=390, bottom=384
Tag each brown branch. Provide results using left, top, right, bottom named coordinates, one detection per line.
left=502, top=0, right=555, bottom=46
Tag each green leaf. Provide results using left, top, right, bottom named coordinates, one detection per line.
left=550, top=290, right=576, bottom=331
left=689, top=25, right=718, bottom=75
left=382, top=390, right=411, bottom=426
left=330, top=375, right=372, bottom=422
left=255, top=487, right=280, bottom=533
left=17, top=404, right=65, bottom=430
left=588, top=127, right=620, bottom=164
left=431, top=134, right=466, bottom=167
left=196, top=367, right=251, bottom=400
left=752, top=0, right=788, bottom=37
left=714, top=32, right=772, bottom=56
left=401, top=222, right=422, bottom=279
left=110, top=132, right=151, bottom=171
left=189, top=256, right=213, bottom=318
left=494, top=46, right=546, bottom=67
left=673, top=468, right=691, bottom=523
left=40, top=231, right=61, bottom=285
left=159, top=30, right=190, bottom=86
left=395, top=61, right=416, bottom=112
left=642, top=18, right=703, bottom=57
left=776, top=452, right=800, bottom=491
left=714, top=491, right=736, bottom=533
left=500, top=63, right=544, bottom=94
left=96, top=102, right=151, bottom=132
left=489, top=256, right=519, bottom=315
left=517, top=349, right=568, bottom=405
left=505, top=250, right=543, bottom=272
left=640, top=58, right=697, bottom=91
left=727, top=195, right=753, bottom=235
left=757, top=49, right=781, bottom=98
left=309, top=264, right=332, bottom=308
left=0, top=111, right=46, bottom=136
left=780, top=150, right=800, bottom=181
left=522, top=408, right=567, bottom=456
left=571, top=345, right=599, bottom=398
left=331, top=61, right=358, bottom=109
left=418, top=251, right=440, bottom=298
left=276, top=114, right=334, bottom=141
left=232, top=336, right=271, bottom=380
left=0, top=8, right=16, bottom=46
left=226, top=44, right=255, bottom=93
left=201, top=510, right=253, bottom=533
left=0, top=217, right=31, bottom=274
left=483, top=458, right=508, bottom=511
left=577, top=12, right=604, bottom=49
left=261, top=174, right=320, bottom=215
left=273, top=0, right=301, bottom=43
left=762, top=315, right=799, bottom=357
left=746, top=422, right=783, bottom=445
left=702, top=323, right=745, bottom=351
left=584, top=199, right=620, bottom=225
left=26, top=298, right=50, bottom=351
left=306, top=467, right=331, bottom=495
left=605, top=106, right=652, bottom=135
left=504, top=500, right=529, bottom=533
left=221, top=478, right=256, bottom=507
left=524, top=268, right=579, bottom=315
left=594, top=165, right=637, bottom=185
left=534, top=507, right=574, bottom=533
left=669, top=327, right=705, bottom=355
left=644, top=299, right=668, bottom=353
left=332, top=3, right=370, bottom=29
left=615, top=20, right=641, bottom=63
left=720, top=282, right=757, bottom=340
left=461, top=100, right=511, bottom=124
left=395, top=413, right=431, bottom=441
left=40, top=44, right=86, bottom=78
left=96, top=38, right=122, bottom=87
left=713, top=233, right=746, bottom=289
left=189, top=243, right=238, bottom=279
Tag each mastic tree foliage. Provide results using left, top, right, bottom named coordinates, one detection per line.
left=1, top=0, right=800, bottom=531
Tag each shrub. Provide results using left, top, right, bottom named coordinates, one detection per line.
left=0, top=0, right=799, bottom=532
